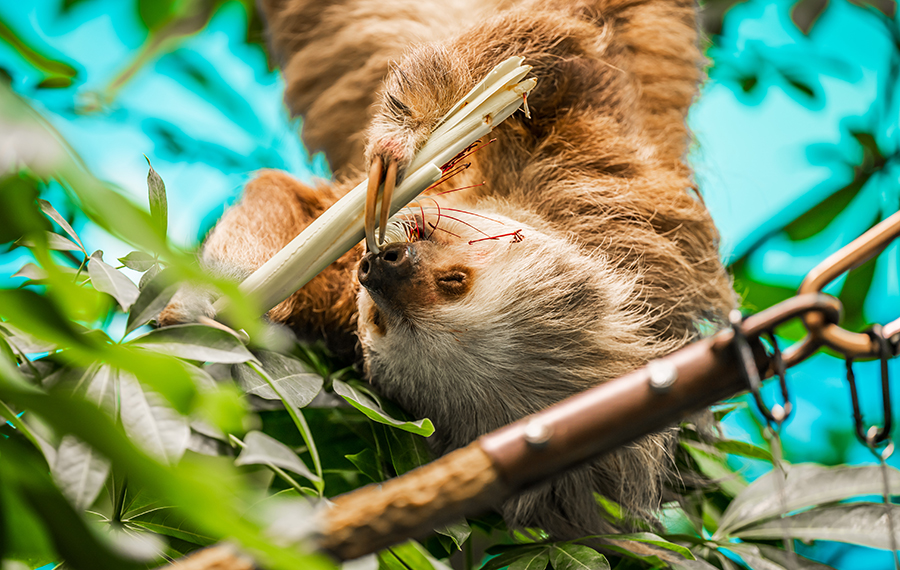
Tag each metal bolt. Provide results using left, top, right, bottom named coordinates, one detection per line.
left=523, top=420, right=553, bottom=450
left=647, top=360, right=678, bottom=393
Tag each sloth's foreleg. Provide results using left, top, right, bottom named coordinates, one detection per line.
left=159, top=170, right=361, bottom=349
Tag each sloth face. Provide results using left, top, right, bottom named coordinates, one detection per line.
left=355, top=203, right=657, bottom=450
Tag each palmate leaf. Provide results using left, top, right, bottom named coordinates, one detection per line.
left=125, top=268, right=180, bottom=335
left=734, top=502, right=900, bottom=550
left=508, top=548, right=550, bottom=570
left=0, top=16, right=78, bottom=87
left=381, top=424, right=433, bottom=476
left=234, top=430, right=320, bottom=484
left=118, top=251, right=157, bottom=272
left=129, top=323, right=254, bottom=363
left=233, top=350, right=322, bottom=406
left=52, top=435, right=111, bottom=510
left=549, top=544, right=608, bottom=570
left=83, top=363, right=118, bottom=416
left=18, top=231, right=83, bottom=251
left=0, top=359, right=327, bottom=570
left=680, top=440, right=748, bottom=498
left=592, top=532, right=695, bottom=561
left=333, top=379, right=434, bottom=436
left=38, top=199, right=86, bottom=253
left=50, top=365, right=118, bottom=510
left=0, top=172, right=52, bottom=243
left=345, top=448, right=384, bottom=484
left=713, top=439, right=773, bottom=462
left=480, top=546, right=545, bottom=570
left=727, top=544, right=838, bottom=570
left=378, top=541, right=452, bottom=570
left=435, top=519, right=472, bottom=551
left=144, top=157, right=168, bottom=239
left=119, top=371, right=190, bottom=464
left=717, top=463, right=900, bottom=536
left=88, top=251, right=140, bottom=311
left=1, top=438, right=144, bottom=570
left=126, top=506, right=216, bottom=547
left=0, top=321, right=59, bottom=354
left=248, top=362, right=324, bottom=492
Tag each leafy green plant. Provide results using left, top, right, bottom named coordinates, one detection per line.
left=2, top=2, right=899, bottom=569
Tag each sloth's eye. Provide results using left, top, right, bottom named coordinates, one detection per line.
left=435, top=270, right=468, bottom=296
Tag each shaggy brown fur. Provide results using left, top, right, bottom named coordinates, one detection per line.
left=161, top=0, right=735, bottom=539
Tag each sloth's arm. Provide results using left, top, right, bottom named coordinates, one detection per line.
left=158, top=171, right=361, bottom=346
left=257, top=0, right=502, bottom=177
left=364, top=0, right=701, bottom=184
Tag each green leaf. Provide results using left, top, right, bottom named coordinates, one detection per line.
left=145, top=157, right=168, bottom=238
left=718, top=463, right=900, bottom=536
left=590, top=533, right=694, bottom=560
left=378, top=541, right=450, bottom=570
left=119, top=371, right=190, bottom=464
left=0, top=289, right=93, bottom=351
left=12, top=262, right=49, bottom=281
left=384, top=426, right=432, bottom=475
left=126, top=506, right=216, bottom=547
left=346, top=448, right=384, bottom=484
left=125, top=268, right=180, bottom=335
left=0, top=173, right=51, bottom=244
left=0, top=360, right=326, bottom=569
left=88, top=250, right=140, bottom=311
left=234, top=430, right=320, bottom=483
left=1, top=437, right=144, bottom=570
left=713, top=439, right=773, bottom=462
left=848, top=0, right=897, bottom=17
left=728, top=544, right=839, bottom=570
left=82, top=363, right=118, bottom=416
left=38, top=199, right=86, bottom=253
left=680, top=440, right=747, bottom=498
left=18, top=231, right=82, bottom=251
left=509, top=547, right=550, bottom=570
left=333, top=379, right=434, bottom=436
left=789, top=0, right=829, bottom=34
left=733, top=502, right=900, bottom=549
left=138, top=0, right=178, bottom=31
left=480, top=546, right=545, bottom=570
left=119, top=251, right=157, bottom=272
left=233, top=351, right=322, bottom=407
left=0, top=17, right=78, bottom=85
left=435, top=519, right=471, bottom=551
left=51, top=434, right=111, bottom=510
left=0, top=321, right=59, bottom=354
left=140, top=262, right=161, bottom=289
left=248, top=362, right=324, bottom=492
left=129, top=324, right=254, bottom=363
left=549, top=544, right=607, bottom=570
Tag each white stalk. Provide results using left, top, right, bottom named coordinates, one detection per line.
left=213, top=57, right=536, bottom=317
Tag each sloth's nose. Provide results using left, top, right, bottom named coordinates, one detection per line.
left=358, top=243, right=413, bottom=291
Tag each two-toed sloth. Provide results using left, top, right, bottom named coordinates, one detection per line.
left=160, top=0, right=735, bottom=539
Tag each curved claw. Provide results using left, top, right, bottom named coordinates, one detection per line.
left=365, top=156, right=383, bottom=254
left=379, top=160, right=399, bottom=246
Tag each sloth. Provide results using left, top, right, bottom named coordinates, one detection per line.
left=160, top=0, right=735, bottom=539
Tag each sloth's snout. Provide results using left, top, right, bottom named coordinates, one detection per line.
left=358, top=243, right=414, bottom=292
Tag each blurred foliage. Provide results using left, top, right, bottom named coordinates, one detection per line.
left=1, top=0, right=900, bottom=569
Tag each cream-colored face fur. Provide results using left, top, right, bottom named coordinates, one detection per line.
left=356, top=200, right=670, bottom=453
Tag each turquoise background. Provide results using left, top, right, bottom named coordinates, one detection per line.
left=1, top=0, right=898, bottom=568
